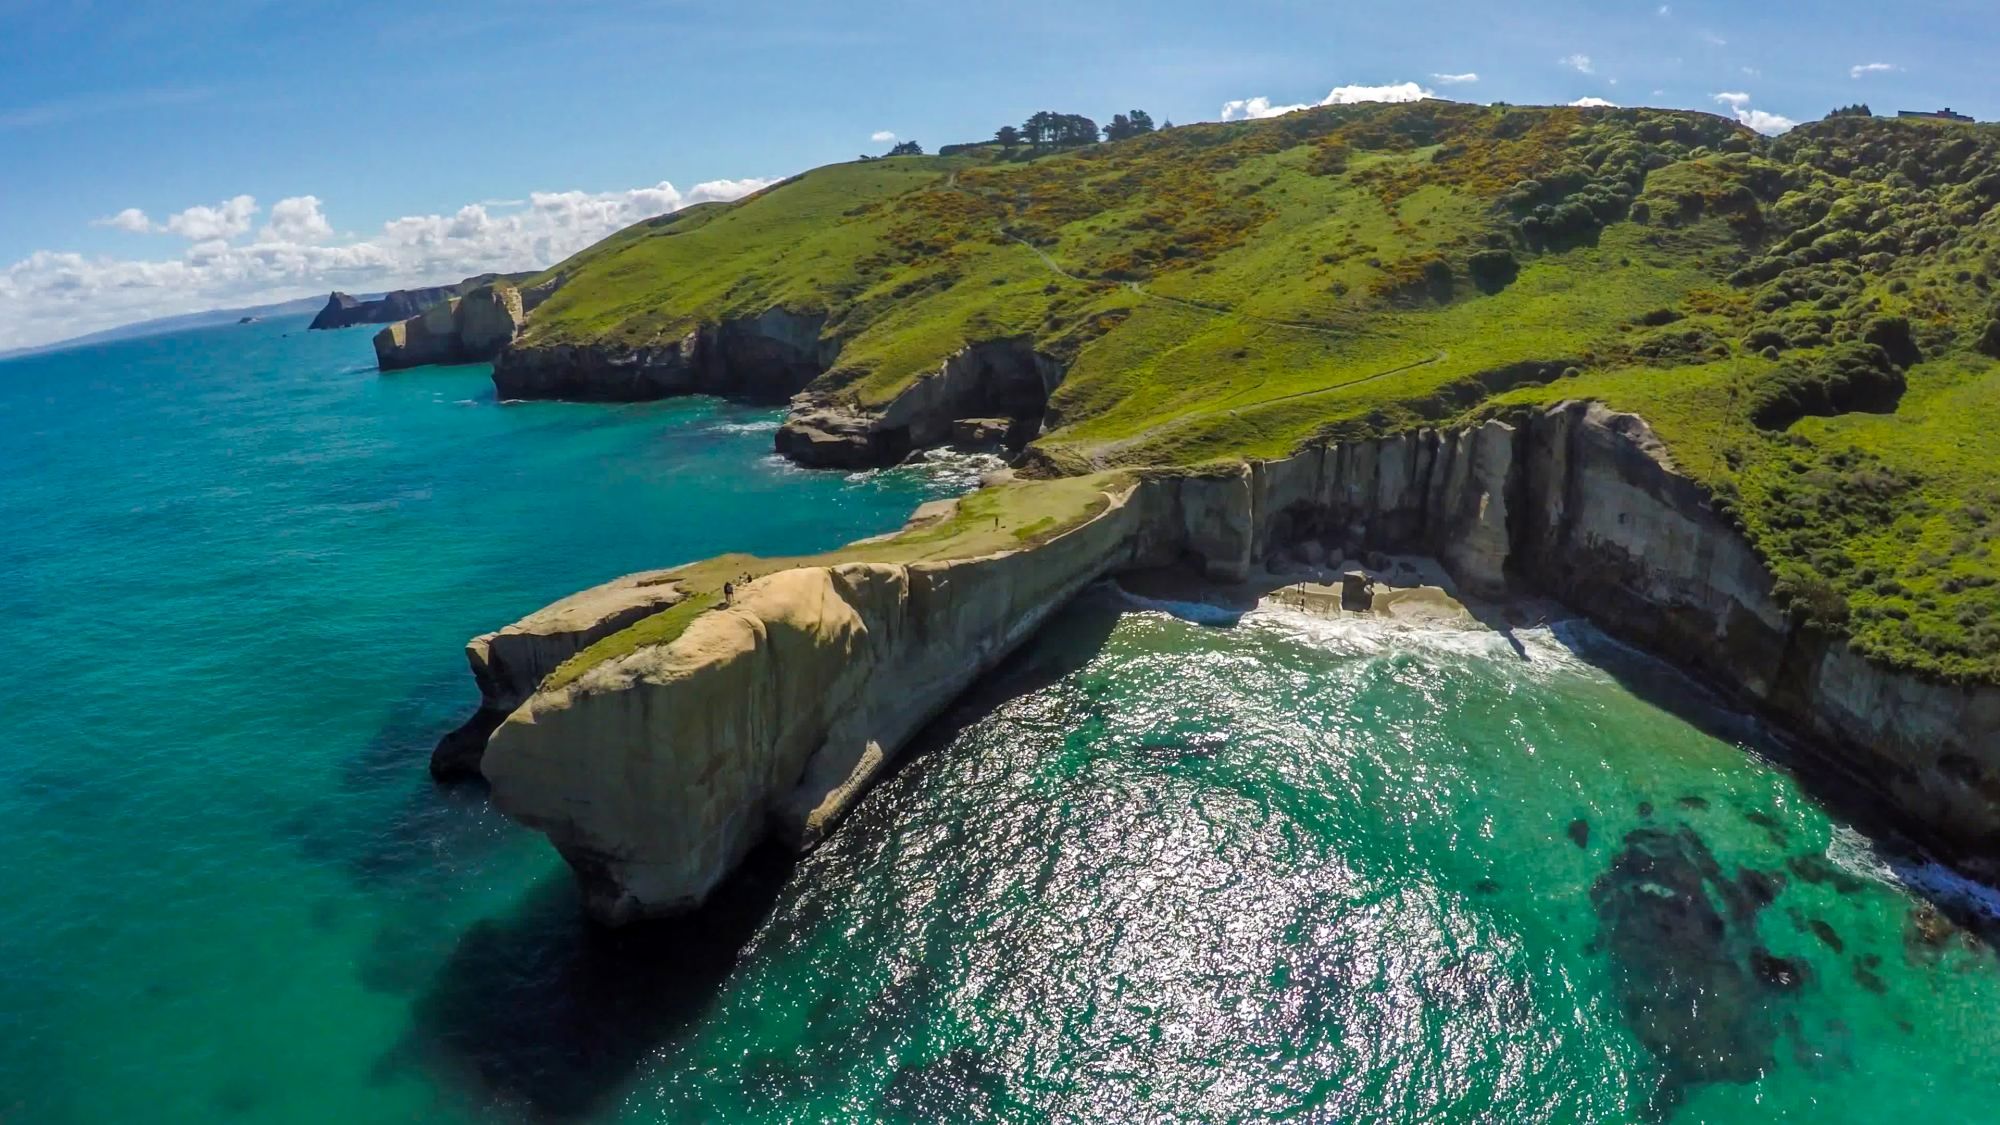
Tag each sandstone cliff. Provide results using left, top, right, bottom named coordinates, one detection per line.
left=457, top=400, right=2000, bottom=923
left=492, top=308, right=833, bottom=403
left=774, top=339, right=1064, bottom=468
left=481, top=484, right=1154, bottom=922
left=308, top=276, right=499, bottom=331
left=429, top=568, right=687, bottom=779
left=494, top=320, right=1064, bottom=467
left=374, top=284, right=528, bottom=372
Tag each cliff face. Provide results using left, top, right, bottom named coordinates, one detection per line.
left=374, top=285, right=527, bottom=372
left=493, top=309, right=834, bottom=403
left=495, top=320, right=1064, bottom=466
left=464, top=400, right=2000, bottom=923
left=309, top=281, right=480, bottom=330
left=429, top=568, right=686, bottom=779
left=775, top=339, right=1064, bottom=468
left=481, top=485, right=1155, bottom=922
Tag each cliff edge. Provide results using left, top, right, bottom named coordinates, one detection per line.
left=458, top=401, right=2000, bottom=923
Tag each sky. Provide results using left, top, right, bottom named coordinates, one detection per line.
left=2, top=0, right=1995, bottom=352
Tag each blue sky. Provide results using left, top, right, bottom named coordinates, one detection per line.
left=2, top=0, right=1994, bottom=350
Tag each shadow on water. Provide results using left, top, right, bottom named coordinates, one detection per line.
left=394, top=848, right=795, bottom=1121
left=395, top=588, right=1125, bottom=1120
left=279, top=677, right=518, bottom=893
left=1545, top=617, right=2000, bottom=945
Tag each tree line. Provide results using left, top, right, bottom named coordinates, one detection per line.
left=864, top=107, right=1169, bottom=160
left=997, top=108, right=1163, bottom=147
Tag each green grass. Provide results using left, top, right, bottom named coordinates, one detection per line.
left=516, top=103, right=2000, bottom=684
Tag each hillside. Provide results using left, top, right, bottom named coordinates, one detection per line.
left=504, top=102, right=2000, bottom=685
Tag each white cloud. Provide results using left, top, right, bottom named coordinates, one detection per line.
left=163, top=194, right=259, bottom=242
left=1220, top=81, right=1434, bottom=121
left=1850, top=62, right=1899, bottom=78
left=1431, top=72, right=1479, bottom=85
left=1657, top=4, right=1671, bottom=15
left=1570, top=97, right=1619, bottom=108
left=0, top=176, right=777, bottom=352
left=1713, top=92, right=1797, bottom=135
left=260, top=196, right=333, bottom=244
left=92, top=208, right=154, bottom=234
left=1701, top=30, right=1727, bottom=47
left=870, top=130, right=896, bottom=142
left=1561, top=53, right=1596, bottom=75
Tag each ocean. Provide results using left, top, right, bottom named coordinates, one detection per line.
left=1, top=317, right=1995, bottom=1123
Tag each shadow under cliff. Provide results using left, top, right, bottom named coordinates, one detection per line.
left=1542, top=613, right=2000, bottom=952
left=395, top=848, right=795, bottom=1121
left=395, top=590, right=1126, bottom=1120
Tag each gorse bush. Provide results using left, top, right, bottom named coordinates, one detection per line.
left=1748, top=343, right=1907, bottom=429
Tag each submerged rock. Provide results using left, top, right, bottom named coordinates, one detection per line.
left=1591, top=825, right=1785, bottom=1095
left=1567, top=818, right=1590, bottom=849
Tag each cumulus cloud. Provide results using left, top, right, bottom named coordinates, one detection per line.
left=1431, top=72, right=1479, bottom=85
left=1713, top=92, right=1797, bottom=135
left=1220, top=81, right=1434, bottom=121
left=1570, top=97, right=1619, bottom=108
left=1850, top=62, right=1899, bottom=78
left=870, top=130, right=896, bottom=142
left=260, top=196, right=333, bottom=244
left=92, top=208, right=154, bottom=233
left=163, top=195, right=259, bottom=242
left=1561, top=54, right=1596, bottom=75
left=0, top=176, right=777, bottom=352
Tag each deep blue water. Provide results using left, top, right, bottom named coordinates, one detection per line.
left=3, top=318, right=1998, bottom=1123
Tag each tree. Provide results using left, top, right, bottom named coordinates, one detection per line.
left=1828, top=103, right=1874, bottom=119
left=995, top=124, right=1022, bottom=147
left=887, top=140, right=924, bottom=156
left=1021, top=111, right=1100, bottom=148
left=1105, top=109, right=1156, bottom=141
left=1055, top=113, right=1099, bottom=146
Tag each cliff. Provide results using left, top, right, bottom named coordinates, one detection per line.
left=490, top=308, right=834, bottom=402
left=459, top=400, right=2000, bottom=923
left=429, top=567, right=688, bottom=779
left=374, top=283, right=527, bottom=372
left=309, top=282, right=474, bottom=331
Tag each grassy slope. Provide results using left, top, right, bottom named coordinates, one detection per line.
left=518, top=103, right=2000, bottom=684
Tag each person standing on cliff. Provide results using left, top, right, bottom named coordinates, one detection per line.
left=723, top=581, right=734, bottom=606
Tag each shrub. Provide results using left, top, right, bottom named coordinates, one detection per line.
left=1467, top=248, right=1520, bottom=293
left=1862, top=314, right=1921, bottom=368
left=1977, top=317, right=2000, bottom=358
left=1748, top=343, right=1907, bottom=429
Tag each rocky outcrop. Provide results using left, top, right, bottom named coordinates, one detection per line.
left=308, top=275, right=504, bottom=331
left=481, top=484, right=1158, bottom=922
left=429, top=568, right=686, bottom=780
left=492, top=308, right=834, bottom=403
left=494, top=323, right=1062, bottom=467
left=459, top=399, right=2000, bottom=922
left=776, top=338, right=1064, bottom=468
left=374, top=284, right=527, bottom=372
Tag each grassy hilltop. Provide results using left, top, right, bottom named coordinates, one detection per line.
left=514, top=102, right=2000, bottom=683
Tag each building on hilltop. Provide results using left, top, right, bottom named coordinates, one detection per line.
left=1898, top=107, right=1975, bottom=123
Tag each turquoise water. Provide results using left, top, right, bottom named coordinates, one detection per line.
left=2, top=322, right=1997, bottom=1122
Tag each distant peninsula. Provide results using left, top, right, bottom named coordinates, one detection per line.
left=306, top=273, right=534, bottom=331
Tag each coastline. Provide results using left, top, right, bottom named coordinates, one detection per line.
left=450, top=400, right=2000, bottom=922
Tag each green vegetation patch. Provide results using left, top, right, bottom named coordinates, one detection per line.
left=526, top=102, right=2000, bottom=683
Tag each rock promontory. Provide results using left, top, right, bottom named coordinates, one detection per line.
left=453, top=400, right=2000, bottom=924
